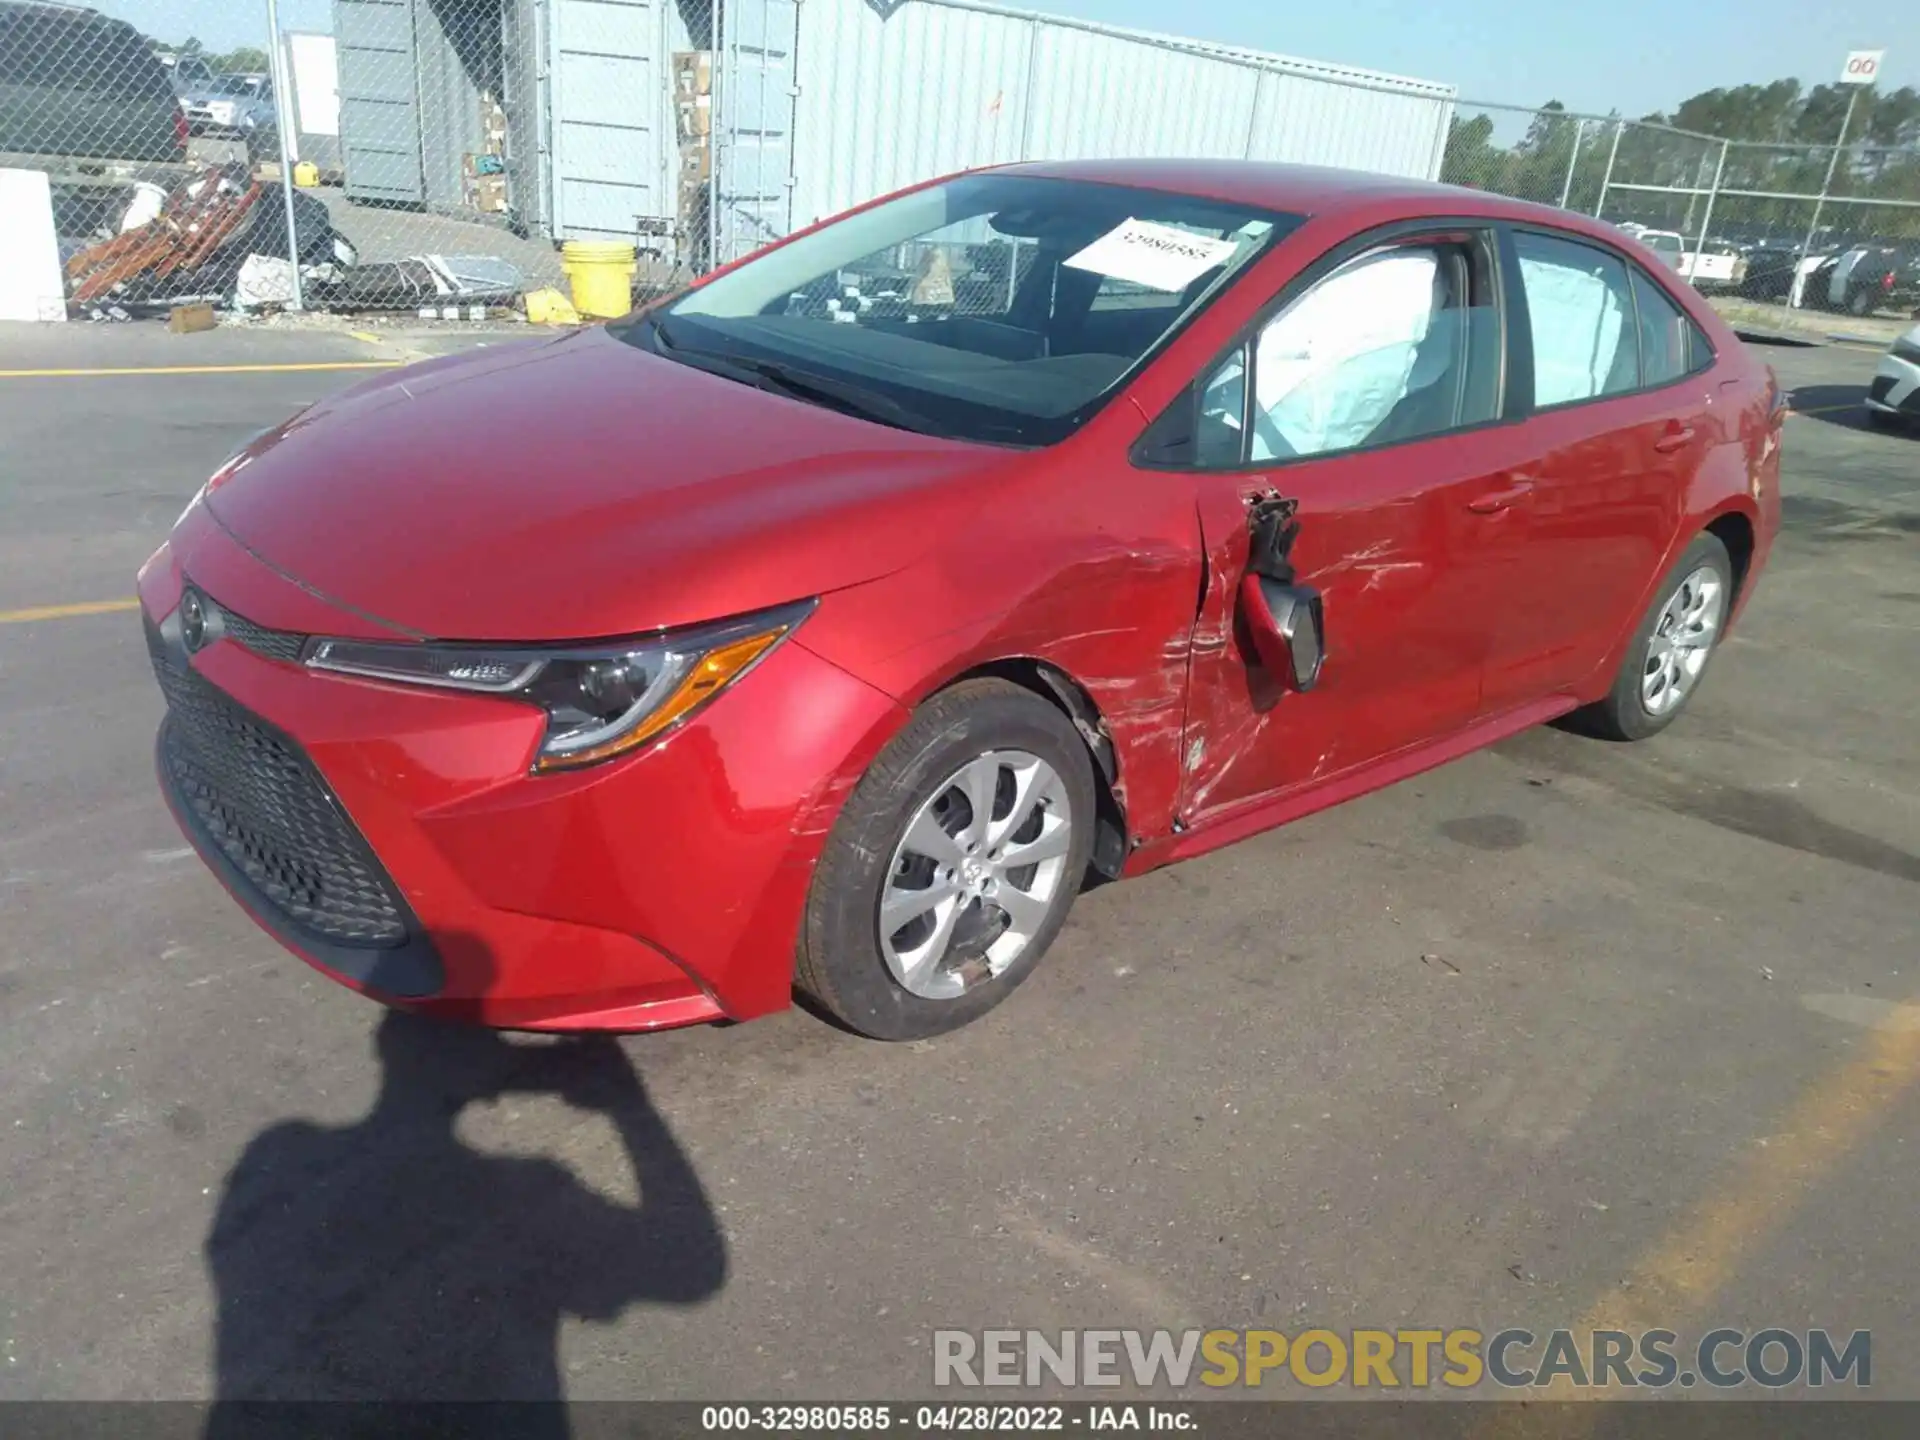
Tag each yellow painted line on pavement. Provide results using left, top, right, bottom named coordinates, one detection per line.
left=1574, top=1006, right=1920, bottom=1332
left=0, top=598, right=140, bottom=624
left=0, top=361, right=401, bottom=379
left=1476, top=1002, right=1920, bottom=1431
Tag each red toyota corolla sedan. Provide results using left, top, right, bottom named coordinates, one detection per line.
left=141, top=161, right=1782, bottom=1039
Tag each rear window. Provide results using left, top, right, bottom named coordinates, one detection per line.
left=1630, top=269, right=1711, bottom=386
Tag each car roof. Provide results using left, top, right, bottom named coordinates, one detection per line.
left=0, top=0, right=125, bottom=25
left=998, top=158, right=1636, bottom=246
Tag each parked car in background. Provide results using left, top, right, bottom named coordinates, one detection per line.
left=1632, top=228, right=1687, bottom=272
left=182, top=72, right=277, bottom=159
left=1735, top=242, right=1808, bottom=302
left=0, top=1, right=186, bottom=164
left=1867, top=322, right=1920, bottom=428
left=156, top=49, right=217, bottom=98
left=1798, top=244, right=1917, bottom=317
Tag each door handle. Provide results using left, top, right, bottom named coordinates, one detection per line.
left=1653, top=425, right=1697, bottom=454
left=1467, top=480, right=1534, bottom=514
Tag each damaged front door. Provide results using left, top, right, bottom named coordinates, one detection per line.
left=1170, top=230, right=1534, bottom=830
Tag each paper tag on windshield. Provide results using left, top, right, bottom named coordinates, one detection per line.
left=1064, top=219, right=1240, bottom=293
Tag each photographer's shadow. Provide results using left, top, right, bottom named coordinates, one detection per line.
left=205, top=990, right=726, bottom=1428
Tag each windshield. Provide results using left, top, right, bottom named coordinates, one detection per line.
left=618, top=174, right=1300, bottom=446
left=212, top=76, right=259, bottom=95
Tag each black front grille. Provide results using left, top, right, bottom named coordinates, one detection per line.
left=148, top=619, right=412, bottom=950
left=218, top=604, right=307, bottom=663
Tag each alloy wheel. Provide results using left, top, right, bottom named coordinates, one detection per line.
left=878, top=749, right=1074, bottom=1000
left=1641, top=565, right=1725, bottom=716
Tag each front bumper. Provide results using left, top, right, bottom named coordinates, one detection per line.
left=139, top=514, right=905, bottom=1030
left=1866, top=353, right=1920, bottom=418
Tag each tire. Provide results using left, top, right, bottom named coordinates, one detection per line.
left=796, top=678, right=1098, bottom=1040
left=1579, top=533, right=1734, bottom=742
left=1847, top=287, right=1874, bottom=317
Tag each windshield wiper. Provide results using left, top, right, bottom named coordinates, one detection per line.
left=648, top=317, right=945, bottom=436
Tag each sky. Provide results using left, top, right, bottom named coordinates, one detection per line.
left=102, top=0, right=1912, bottom=122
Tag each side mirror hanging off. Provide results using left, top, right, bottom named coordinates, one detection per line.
left=1240, top=572, right=1325, bottom=691
left=1239, top=492, right=1325, bottom=692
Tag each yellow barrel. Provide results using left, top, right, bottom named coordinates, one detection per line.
left=292, top=161, right=321, bottom=188
left=560, top=240, right=637, bottom=318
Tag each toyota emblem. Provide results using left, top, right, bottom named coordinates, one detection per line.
left=179, top=588, right=208, bottom=652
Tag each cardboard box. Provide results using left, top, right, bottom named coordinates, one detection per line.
left=462, top=154, right=509, bottom=213
left=676, top=93, right=712, bottom=140
left=673, top=50, right=712, bottom=98
left=168, top=301, right=217, bottom=333
left=472, top=174, right=508, bottom=213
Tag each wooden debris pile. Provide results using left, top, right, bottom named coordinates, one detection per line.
left=65, top=168, right=262, bottom=306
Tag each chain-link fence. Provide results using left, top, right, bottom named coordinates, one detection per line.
left=3, top=0, right=1916, bottom=325
left=1439, top=100, right=1920, bottom=320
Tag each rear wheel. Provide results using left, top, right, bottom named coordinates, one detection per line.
left=797, top=679, right=1096, bottom=1040
left=1579, top=533, right=1733, bottom=742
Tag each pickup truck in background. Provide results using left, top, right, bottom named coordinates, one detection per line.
left=1677, top=241, right=1748, bottom=293
left=1615, top=224, right=1749, bottom=294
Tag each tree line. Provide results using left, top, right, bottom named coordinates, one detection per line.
left=172, top=38, right=273, bottom=75
left=1442, top=80, right=1920, bottom=241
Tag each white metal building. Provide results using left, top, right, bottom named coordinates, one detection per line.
left=331, top=0, right=1456, bottom=264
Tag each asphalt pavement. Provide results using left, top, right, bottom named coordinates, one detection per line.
left=0, top=322, right=1915, bottom=1405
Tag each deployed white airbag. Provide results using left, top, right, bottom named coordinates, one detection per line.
left=1252, top=250, right=1438, bottom=458
left=1520, top=255, right=1626, bottom=405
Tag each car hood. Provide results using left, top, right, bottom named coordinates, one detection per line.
left=200, top=327, right=1008, bottom=641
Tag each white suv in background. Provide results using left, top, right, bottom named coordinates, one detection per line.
left=1867, top=323, right=1920, bottom=430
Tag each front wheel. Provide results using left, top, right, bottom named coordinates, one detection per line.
left=1579, top=533, right=1734, bottom=742
left=797, top=679, right=1097, bottom=1040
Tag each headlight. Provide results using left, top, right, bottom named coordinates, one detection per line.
left=303, top=600, right=814, bottom=771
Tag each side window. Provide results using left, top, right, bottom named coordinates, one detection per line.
left=1515, top=232, right=1638, bottom=406
left=1686, top=321, right=1715, bottom=376
left=1631, top=268, right=1696, bottom=386
left=1244, top=242, right=1500, bottom=462
left=1195, top=348, right=1248, bottom=467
